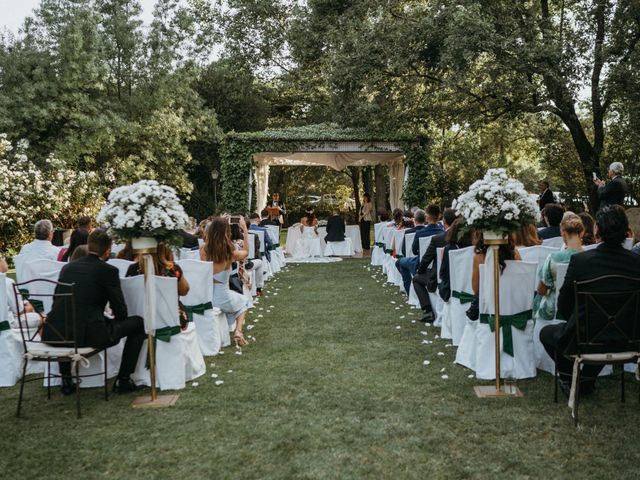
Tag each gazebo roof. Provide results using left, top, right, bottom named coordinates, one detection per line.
left=227, top=123, right=418, bottom=148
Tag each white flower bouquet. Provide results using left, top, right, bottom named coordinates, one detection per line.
left=97, top=180, right=189, bottom=245
left=452, top=168, right=540, bottom=236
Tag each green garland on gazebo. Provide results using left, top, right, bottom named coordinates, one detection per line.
left=219, top=123, right=430, bottom=212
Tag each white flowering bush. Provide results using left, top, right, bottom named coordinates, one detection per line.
left=1, top=134, right=105, bottom=254
left=97, top=180, right=189, bottom=245
left=452, top=168, right=540, bottom=235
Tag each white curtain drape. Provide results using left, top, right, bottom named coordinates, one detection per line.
left=254, top=163, right=270, bottom=213
left=388, top=160, right=405, bottom=211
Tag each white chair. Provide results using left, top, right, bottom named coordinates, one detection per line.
left=519, top=246, right=560, bottom=272
left=12, top=254, right=27, bottom=284
left=419, top=236, right=431, bottom=260
left=430, top=247, right=446, bottom=326
left=405, top=233, right=417, bottom=258
left=179, top=249, right=201, bottom=261
left=542, top=237, right=565, bottom=248
left=443, top=247, right=474, bottom=350
left=22, top=260, right=65, bottom=314
left=371, top=223, right=386, bottom=266
left=177, top=259, right=227, bottom=356
left=474, top=260, right=538, bottom=380
left=392, top=230, right=406, bottom=258
left=623, top=238, right=633, bottom=250
left=0, top=273, right=21, bottom=387
left=107, top=259, right=136, bottom=278
left=125, top=276, right=205, bottom=390
left=324, top=238, right=354, bottom=257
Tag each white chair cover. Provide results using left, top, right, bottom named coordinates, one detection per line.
left=179, top=249, right=201, bottom=261
left=430, top=247, right=446, bottom=326
left=623, top=238, right=633, bottom=250
left=125, top=276, right=205, bottom=390
left=444, top=246, right=474, bottom=348
left=371, top=223, right=386, bottom=265
left=419, top=236, right=431, bottom=260
left=106, top=259, right=136, bottom=278
left=0, top=273, right=21, bottom=387
left=381, top=228, right=395, bottom=275
left=405, top=233, right=416, bottom=258
left=392, top=230, right=406, bottom=258
left=177, top=259, right=223, bottom=356
left=542, top=237, right=565, bottom=248
left=519, top=246, right=560, bottom=272
left=12, top=254, right=27, bottom=284
left=474, top=260, right=538, bottom=380
left=22, top=261, right=64, bottom=314
left=324, top=238, right=354, bottom=257
left=248, top=233, right=257, bottom=260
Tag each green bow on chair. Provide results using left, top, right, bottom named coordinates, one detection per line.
left=145, top=325, right=182, bottom=368
left=18, top=288, right=45, bottom=314
left=0, top=320, right=10, bottom=332
left=480, top=310, right=532, bottom=357
left=182, top=302, right=213, bottom=323
left=452, top=291, right=476, bottom=304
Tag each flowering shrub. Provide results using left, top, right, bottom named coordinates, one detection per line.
left=97, top=180, right=189, bottom=245
left=0, top=134, right=106, bottom=254
left=452, top=168, right=540, bottom=235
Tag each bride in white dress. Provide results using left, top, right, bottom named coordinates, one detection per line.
left=292, top=212, right=323, bottom=258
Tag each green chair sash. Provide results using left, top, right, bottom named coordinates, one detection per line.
left=452, top=291, right=476, bottom=304
left=0, top=321, right=10, bottom=332
left=182, top=302, right=213, bottom=323
left=374, top=242, right=385, bottom=248
left=146, top=325, right=182, bottom=368
left=479, top=309, right=532, bottom=357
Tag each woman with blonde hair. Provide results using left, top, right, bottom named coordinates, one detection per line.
left=200, top=216, right=251, bottom=346
left=533, top=212, right=584, bottom=320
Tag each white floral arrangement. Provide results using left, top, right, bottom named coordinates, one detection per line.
left=318, top=219, right=328, bottom=227
left=452, top=168, right=540, bottom=235
left=97, top=179, right=189, bottom=244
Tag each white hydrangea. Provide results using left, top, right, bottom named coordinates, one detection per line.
left=97, top=179, right=188, bottom=242
left=452, top=168, right=540, bottom=233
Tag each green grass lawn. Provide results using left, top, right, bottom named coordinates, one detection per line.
left=1, top=259, right=639, bottom=479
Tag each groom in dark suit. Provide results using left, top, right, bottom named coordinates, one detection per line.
left=540, top=206, right=640, bottom=396
left=43, top=229, right=145, bottom=394
left=325, top=208, right=346, bottom=243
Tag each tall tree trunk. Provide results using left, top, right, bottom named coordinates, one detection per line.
left=362, top=167, right=373, bottom=198
left=374, top=165, right=387, bottom=215
left=348, top=167, right=361, bottom=219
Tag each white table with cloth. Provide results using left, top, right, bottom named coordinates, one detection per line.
left=285, top=225, right=362, bottom=256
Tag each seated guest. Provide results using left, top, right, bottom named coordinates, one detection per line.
left=514, top=223, right=542, bottom=247
left=578, top=212, right=597, bottom=246
left=472, top=232, right=521, bottom=296
left=18, top=219, right=61, bottom=261
left=59, top=228, right=89, bottom=262
left=412, top=208, right=457, bottom=323
left=534, top=213, right=584, bottom=320
left=259, top=209, right=280, bottom=227
left=540, top=206, right=640, bottom=396
left=538, top=203, right=564, bottom=239
left=126, top=243, right=190, bottom=329
left=200, top=216, right=252, bottom=346
left=1, top=251, right=34, bottom=316
left=116, top=241, right=135, bottom=261
left=400, top=209, right=427, bottom=256
left=42, top=229, right=146, bottom=394
left=70, top=245, right=89, bottom=262
left=396, top=206, right=445, bottom=295
left=325, top=208, right=346, bottom=243
left=248, top=213, right=273, bottom=262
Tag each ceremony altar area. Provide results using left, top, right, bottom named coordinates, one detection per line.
left=284, top=224, right=363, bottom=256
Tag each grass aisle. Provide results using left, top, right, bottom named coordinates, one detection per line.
left=1, top=259, right=639, bottom=479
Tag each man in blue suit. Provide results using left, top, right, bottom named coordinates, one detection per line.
left=396, top=205, right=444, bottom=295
left=249, top=213, right=273, bottom=262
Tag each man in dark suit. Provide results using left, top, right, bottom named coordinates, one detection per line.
left=594, top=162, right=628, bottom=209
left=538, top=181, right=555, bottom=211
left=396, top=206, right=445, bottom=296
left=538, top=203, right=564, bottom=239
left=540, top=206, right=640, bottom=396
left=42, top=229, right=145, bottom=394
left=325, top=208, right=346, bottom=243
left=249, top=213, right=273, bottom=262
left=412, top=208, right=456, bottom=323
left=259, top=209, right=280, bottom=227
left=399, top=209, right=427, bottom=256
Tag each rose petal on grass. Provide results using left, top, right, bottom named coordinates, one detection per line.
left=420, top=331, right=428, bottom=336
left=192, top=382, right=199, bottom=387
left=395, top=325, right=401, bottom=330
left=437, top=352, right=445, bottom=356
left=227, top=370, right=233, bottom=373
left=441, top=375, right=449, bottom=380
left=211, top=373, right=218, bottom=378
left=215, top=380, right=224, bottom=386
left=423, top=360, right=431, bottom=365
